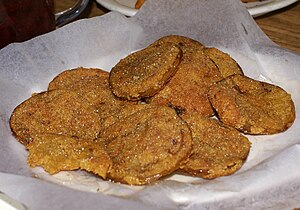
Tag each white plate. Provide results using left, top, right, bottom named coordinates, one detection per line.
left=245, top=0, right=299, bottom=17
left=0, top=192, right=26, bottom=210
left=96, top=0, right=138, bottom=16
left=96, top=0, right=298, bottom=17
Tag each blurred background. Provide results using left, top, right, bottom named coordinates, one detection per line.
left=55, top=0, right=299, bottom=52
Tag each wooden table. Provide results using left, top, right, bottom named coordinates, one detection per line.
left=55, top=0, right=300, bottom=53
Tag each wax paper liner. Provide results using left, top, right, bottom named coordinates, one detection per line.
left=0, top=0, right=299, bottom=209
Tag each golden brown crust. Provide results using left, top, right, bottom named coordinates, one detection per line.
left=48, top=67, right=115, bottom=108
left=149, top=36, right=223, bottom=117
left=10, top=89, right=101, bottom=145
left=109, top=42, right=182, bottom=100
left=208, top=74, right=296, bottom=134
left=27, top=134, right=112, bottom=179
left=204, top=47, right=244, bottom=78
left=149, top=35, right=205, bottom=52
left=9, top=35, right=295, bottom=185
left=180, top=115, right=251, bottom=179
left=100, top=104, right=192, bottom=185
left=98, top=102, right=147, bottom=133
left=48, top=67, right=136, bottom=123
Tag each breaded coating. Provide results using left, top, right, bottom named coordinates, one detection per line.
left=10, top=89, right=101, bottom=145
left=109, top=42, right=182, bottom=100
left=208, top=74, right=295, bottom=134
left=8, top=35, right=297, bottom=186
left=27, top=134, right=112, bottom=179
left=149, top=35, right=205, bottom=51
left=180, top=115, right=251, bottom=179
left=100, top=104, right=192, bottom=185
left=98, top=102, right=147, bottom=133
left=204, top=47, right=244, bottom=78
left=149, top=36, right=223, bottom=117
left=48, top=67, right=115, bottom=108
left=48, top=67, right=135, bottom=122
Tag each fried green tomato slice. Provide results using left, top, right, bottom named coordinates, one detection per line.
left=98, top=102, right=148, bottom=133
left=48, top=67, right=120, bottom=108
left=47, top=67, right=136, bottom=127
left=149, top=35, right=205, bottom=52
left=149, top=36, right=223, bottom=117
left=204, top=47, right=244, bottom=78
left=100, top=104, right=192, bottom=185
left=208, top=74, right=295, bottom=134
left=109, top=42, right=182, bottom=100
left=10, top=89, right=101, bottom=145
left=27, top=134, right=112, bottom=179
left=48, top=67, right=135, bottom=118
left=180, top=115, right=251, bottom=179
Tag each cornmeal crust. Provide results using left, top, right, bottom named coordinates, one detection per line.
left=10, top=89, right=101, bottom=145
left=48, top=67, right=123, bottom=109
left=149, top=35, right=223, bottom=117
left=100, top=104, right=192, bottom=185
left=208, top=74, right=295, bottom=134
left=9, top=35, right=295, bottom=185
left=109, top=42, right=182, bottom=100
left=204, top=47, right=244, bottom=78
left=180, top=115, right=251, bottom=179
left=27, top=134, right=112, bottom=179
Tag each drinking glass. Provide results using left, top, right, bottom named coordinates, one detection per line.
left=0, top=0, right=89, bottom=49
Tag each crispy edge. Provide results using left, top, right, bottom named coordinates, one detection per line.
left=208, top=74, right=296, bottom=134
left=109, top=43, right=182, bottom=100
left=9, top=89, right=101, bottom=145
left=204, top=47, right=244, bottom=78
left=48, top=67, right=109, bottom=90
left=104, top=105, right=192, bottom=185
left=180, top=116, right=251, bottom=179
left=149, top=48, right=222, bottom=117
left=27, top=134, right=112, bottom=179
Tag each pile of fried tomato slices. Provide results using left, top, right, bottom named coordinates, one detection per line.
left=10, top=35, right=295, bottom=185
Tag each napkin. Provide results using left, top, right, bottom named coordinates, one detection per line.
left=0, top=0, right=299, bottom=209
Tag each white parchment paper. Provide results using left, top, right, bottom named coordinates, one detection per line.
left=0, top=0, right=300, bottom=209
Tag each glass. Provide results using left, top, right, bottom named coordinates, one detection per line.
left=0, top=0, right=89, bottom=49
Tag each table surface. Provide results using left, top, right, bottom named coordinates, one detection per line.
left=55, top=0, right=300, bottom=53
